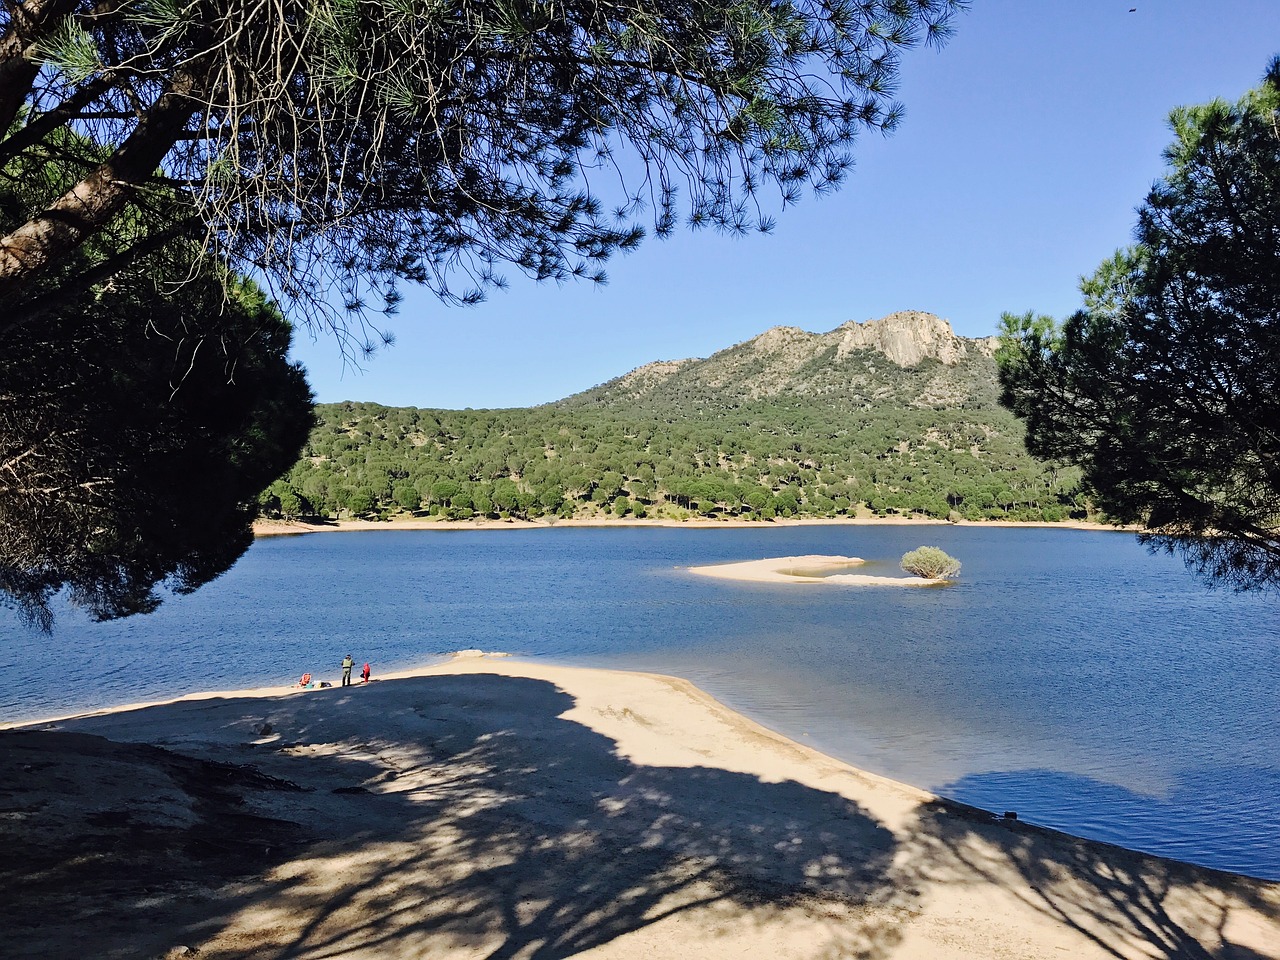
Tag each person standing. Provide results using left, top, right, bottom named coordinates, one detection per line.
left=341, top=654, right=354, bottom=686
left=361, top=662, right=371, bottom=683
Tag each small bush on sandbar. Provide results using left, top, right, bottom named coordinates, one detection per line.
left=900, top=546, right=961, bottom=580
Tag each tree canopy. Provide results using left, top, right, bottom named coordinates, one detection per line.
left=260, top=340, right=1085, bottom=527
left=0, top=147, right=314, bottom=628
left=996, top=59, right=1280, bottom=592
left=0, top=0, right=965, bottom=335
left=0, top=266, right=314, bottom=628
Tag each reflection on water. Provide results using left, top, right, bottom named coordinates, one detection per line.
left=1, top=525, right=1277, bottom=878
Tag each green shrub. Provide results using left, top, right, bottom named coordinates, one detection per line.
left=900, top=546, right=961, bottom=580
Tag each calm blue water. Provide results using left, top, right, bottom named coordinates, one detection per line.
left=2, top=526, right=1278, bottom=879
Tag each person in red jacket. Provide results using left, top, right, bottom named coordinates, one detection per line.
left=361, top=662, right=371, bottom=683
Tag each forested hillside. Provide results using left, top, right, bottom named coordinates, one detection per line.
left=263, top=313, right=1085, bottom=523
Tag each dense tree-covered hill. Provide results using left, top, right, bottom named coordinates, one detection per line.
left=264, top=312, right=1085, bottom=523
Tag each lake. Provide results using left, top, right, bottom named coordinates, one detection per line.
left=2, top=524, right=1277, bottom=879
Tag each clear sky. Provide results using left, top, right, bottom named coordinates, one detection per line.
left=289, top=0, right=1279, bottom=410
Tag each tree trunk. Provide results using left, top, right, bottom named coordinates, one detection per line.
left=0, top=0, right=97, bottom=138
left=0, top=64, right=203, bottom=299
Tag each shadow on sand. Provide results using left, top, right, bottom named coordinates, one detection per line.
left=2, top=674, right=911, bottom=959
left=4, top=673, right=1279, bottom=958
left=903, top=797, right=1278, bottom=960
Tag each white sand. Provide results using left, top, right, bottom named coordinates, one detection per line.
left=4, top=655, right=1277, bottom=959
left=687, top=554, right=946, bottom=586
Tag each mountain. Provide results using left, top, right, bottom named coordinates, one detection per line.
left=558, top=311, right=1002, bottom=411
left=266, top=313, right=1084, bottom=524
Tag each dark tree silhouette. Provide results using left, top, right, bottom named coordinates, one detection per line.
left=0, top=0, right=965, bottom=336
left=0, top=170, right=313, bottom=628
left=997, top=59, right=1280, bottom=592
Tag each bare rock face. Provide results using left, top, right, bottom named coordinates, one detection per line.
left=833, top=311, right=995, bottom=368
left=734, top=311, right=995, bottom=372
left=748, top=326, right=814, bottom=352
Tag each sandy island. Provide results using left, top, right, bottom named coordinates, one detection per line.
left=687, top=554, right=947, bottom=586
left=3, top=655, right=1277, bottom=959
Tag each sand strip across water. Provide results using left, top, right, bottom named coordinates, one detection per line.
left=687, top=553, right=947, bottom=586
left=2, top=654, right=1277, bottom=959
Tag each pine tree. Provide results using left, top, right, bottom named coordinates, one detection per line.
left=997, top=60, right=1280, bottom=591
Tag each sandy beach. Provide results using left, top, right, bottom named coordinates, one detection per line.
left=252, top=515, right=1127, bottom=537
left=2, top=655, right=1276, bottom=959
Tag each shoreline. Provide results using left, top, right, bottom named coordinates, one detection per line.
left=254, top=514, right=1131, bottom=537
left=4, top=655, right=1278, bottom=958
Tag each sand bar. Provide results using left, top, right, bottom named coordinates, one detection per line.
left=688, top=553, right=946, bottom=586
left=2, top=655, right=1277, bottom=959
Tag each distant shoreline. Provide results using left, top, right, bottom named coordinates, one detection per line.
left=254, top=515, right=1131, bottom=537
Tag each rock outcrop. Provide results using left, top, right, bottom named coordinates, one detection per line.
left=833, top=311, right=998, bottom=368
left=610, top=358, right=698, bottom=397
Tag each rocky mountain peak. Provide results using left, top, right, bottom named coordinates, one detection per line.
left=833, top=311, right=997, bottom=368
left=559, top=310, right=1001, bottom=409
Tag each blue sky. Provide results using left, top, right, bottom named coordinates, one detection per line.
left=289, top=0, right=1279, bottom=409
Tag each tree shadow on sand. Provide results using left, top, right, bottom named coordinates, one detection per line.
left=4, top=674, right=918, bottom=959
left=905, top=797, right=1279, bottom=960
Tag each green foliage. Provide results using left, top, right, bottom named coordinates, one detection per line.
left=0, top=192, right=313, bottom=628
left=260, top=480, right=309, bottom=520
left=998, top=60, right=1280, bottom=592
left=392, top=483, right=421, bottom=511
left=0, top=0, right=966, bottom=327
left=899, top=546, right=961, bottom=580
left=280, top=329, right=1082, bottom=526
left=0, top=114, right=314, bottom=631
